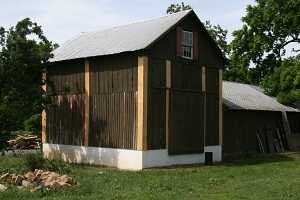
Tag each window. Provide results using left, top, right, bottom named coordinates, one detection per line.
left=181, top=30, right=193, bottom=59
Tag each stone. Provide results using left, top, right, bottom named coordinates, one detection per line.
left=22, top=180, right=33, bottom=188
left=14, top=175, right=24, bottom=185
left=0, top=184, right=7, bottom=192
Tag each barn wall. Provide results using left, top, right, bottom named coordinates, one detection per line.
left=147, top=12, right=222, bottom=152
left=88, top=53, right=138, bottom=149
left=287, top=112, right=300, bottom=134
left=223, top=110, right=282, bottom=154
left=46, top=59, right=85, bottom=145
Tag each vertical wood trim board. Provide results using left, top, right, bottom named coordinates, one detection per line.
left=42, top=73, right=47, bottom=144
left=84, top=59, right=90, bottom=146
left=218, top=69, right=223, bottom=145
left=202, top=66, right=206, bottom=146
left=137, top=56, right=148, bottom=151
left=165, top=60, right=171, bottom=149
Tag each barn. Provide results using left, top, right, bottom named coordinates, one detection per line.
left=42, top=10, right=226, bottom=170
left=223, top=81, right=300, bottom=155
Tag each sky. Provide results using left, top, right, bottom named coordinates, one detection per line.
left=1, top=0, right=255, bottom=45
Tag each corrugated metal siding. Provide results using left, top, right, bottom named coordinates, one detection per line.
left=88, top=54, right=138, bottom=149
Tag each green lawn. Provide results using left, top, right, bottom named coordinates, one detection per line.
left=1, top=153, right=300, bottom=200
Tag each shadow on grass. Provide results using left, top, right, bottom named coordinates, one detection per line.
left=220, top=152, right=298, bottom=167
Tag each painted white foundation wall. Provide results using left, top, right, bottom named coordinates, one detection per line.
left=43, top=143, right=222, bottom=170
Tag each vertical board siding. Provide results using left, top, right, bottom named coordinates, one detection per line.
left=46, top=60, right=85, bottom=145
left=168, top=62, right=204, bottom=154
left=205, top=67, right=220, bottom=146
left=223, top=110, right=283, bottom=154
left=147, top=58, right=166, bottom=149
left=287, top=112, right=300, bottom=134
left=46, top=95, right=85, bottom=145
left=88, top=54, right=137, bottom=149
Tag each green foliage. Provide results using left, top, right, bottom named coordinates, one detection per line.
left=227, top=0, right=300, bottom=85
left=23, top=114, right=41, bottom=134
left=166, top=2, right=191, bottom=14
left=262, top=55, right=300, bottom=104
left=24, top=153, right=72, bottom=174
left=0, top=18, right=56, bottom=134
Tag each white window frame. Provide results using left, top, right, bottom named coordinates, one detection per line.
left=181, top=30, right=193, bottom=59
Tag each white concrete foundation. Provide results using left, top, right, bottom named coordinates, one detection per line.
left=43, top=143, right=222, bottom=170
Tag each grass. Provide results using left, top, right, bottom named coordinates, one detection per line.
left=1, top=153, right=300, bottom=200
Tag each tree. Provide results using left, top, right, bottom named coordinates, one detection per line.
left=227, top=0, right=300, bottom=84
left=166, top=3, right=229, bottom=57
left=262, top=55, right=300, bottom=104
left=166, top=2, right=191, bottom=14
left=0, top=18, right=56, bottom=134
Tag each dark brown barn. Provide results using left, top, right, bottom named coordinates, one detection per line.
left=42, top=10, right=225, bottom=170
left=223, top=81, right=300, bottom=155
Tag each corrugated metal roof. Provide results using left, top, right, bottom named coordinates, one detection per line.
left=50, top=10, right=192, bottom=62
left=223, top=81, right=298, bottom=112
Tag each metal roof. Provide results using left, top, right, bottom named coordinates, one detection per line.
left=50, top=10, right=192, bottom=62
left=223, top=81, right=298, bottom=112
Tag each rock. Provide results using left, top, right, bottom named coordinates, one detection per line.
left=17, top=186, right=24, bottom=190
left=0, top=184, right=7, bottom=192
left=14, top=175, right=24, bottom=185
left=22, top=180, right=33, bottom=188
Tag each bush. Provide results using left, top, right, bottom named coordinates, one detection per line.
left=24, top=153, right=72, bottom=174
left=23, top=114, right=41, bottom=134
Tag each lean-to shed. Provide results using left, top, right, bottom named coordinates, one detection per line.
left=223, top=81, right=300, bottom=154
left=42, top=10, right=226, bottom=170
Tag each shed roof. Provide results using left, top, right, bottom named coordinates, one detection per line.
left=50, top=10, right=192, bottom=62
left=223, top=81, right=298, bottom=112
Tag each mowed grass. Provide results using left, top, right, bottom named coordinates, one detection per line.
left=1, top=153, right=300, bottom=200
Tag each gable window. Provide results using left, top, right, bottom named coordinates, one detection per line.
left=181, top=30, right=193, bottom=59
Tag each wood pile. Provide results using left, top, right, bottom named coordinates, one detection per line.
left=0, top=169, right=75, bottom=192
left=7, top=134, right=40, bottom=150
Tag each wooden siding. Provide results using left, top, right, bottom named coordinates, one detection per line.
left=287, top=112, right=300, bottom=134
left=47, top=60, right=85, bottom=145
left=223, top=110, right=283, bottom=154
left=168, top=62, right=204, bottom=154
left=205, top=67, right=220, bottom=146
left=88, top=54, right=138, bottom=149
left=147, top=58, right=166, bottom=149
left=46, top=95, right=85, bottom=145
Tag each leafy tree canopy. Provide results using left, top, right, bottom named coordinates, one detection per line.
left=0, top=18, right=56, bottom=133
left=226, top=0, right=300, bottom=84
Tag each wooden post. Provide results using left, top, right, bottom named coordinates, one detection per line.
left=137, top=56, right=148, bottom=151
left=84, top=59, right=90, bottom=146
left=42, top=73, right=47, bottom=144
left=202, top=66, right=206, bottom=146
left=165, top=60, right=171, bottom=149
left=219, top=69, right=223, bottom=145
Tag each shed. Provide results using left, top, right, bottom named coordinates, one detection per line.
left=42, top=10, right=225, bottom=170
left=223, top=81, right=299, bottom=154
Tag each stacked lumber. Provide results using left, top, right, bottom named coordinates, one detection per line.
left=0, top=169, right=75, bottom=192
left=7, top=134, right=40, bottom=150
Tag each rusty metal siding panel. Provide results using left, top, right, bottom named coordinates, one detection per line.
left=88, top=54, right=138, bottom=149
left=46, top=95, right=85, bottom=145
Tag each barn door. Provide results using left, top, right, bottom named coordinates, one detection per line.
left=168, top=62, right=204, bottom=155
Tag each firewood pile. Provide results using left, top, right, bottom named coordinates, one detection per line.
left=0, top=169, right=75, bottom=192
left=7, top=134, right=40, bottom=150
